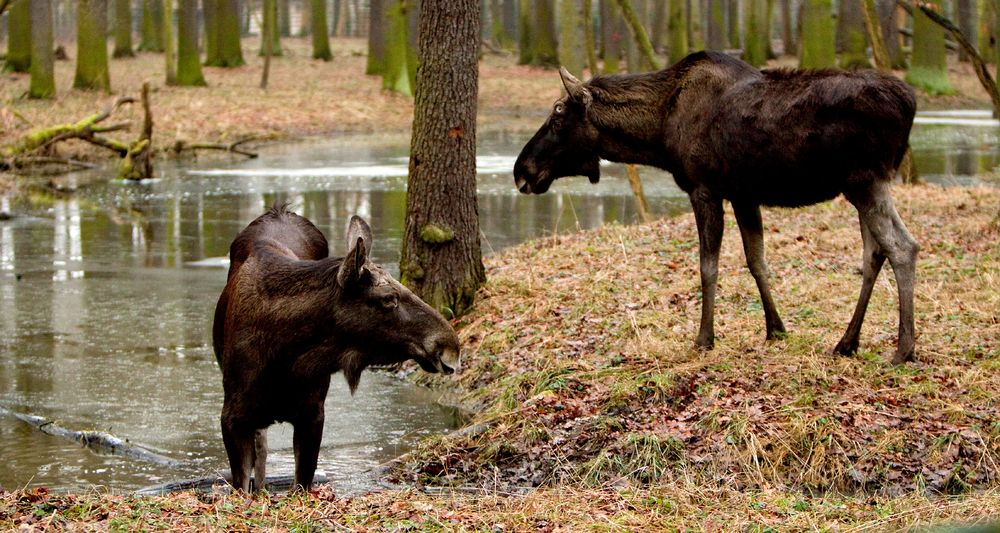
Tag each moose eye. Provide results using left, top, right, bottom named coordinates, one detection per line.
left=553, top=103, right=565, bottom=115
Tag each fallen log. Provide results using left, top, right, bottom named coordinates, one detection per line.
left=0, top=406, right=181, bottom=467
left=0, top=97, right=134, bottom=160
left=170, top=137, right=260, bottom=159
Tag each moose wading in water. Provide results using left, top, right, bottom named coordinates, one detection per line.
left=514, top=51, right=920, bottom=364
left=213, top=206, right=461, bottom=492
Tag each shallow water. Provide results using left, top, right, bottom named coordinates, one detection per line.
left=0, top=118, right=996, bottom=494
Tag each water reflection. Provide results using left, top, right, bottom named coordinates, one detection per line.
left=0, top=120, right=996, bottom=494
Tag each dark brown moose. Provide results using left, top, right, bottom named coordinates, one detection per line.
left=514, top=51, right=920, bottom=364
left=213, top=206, right=461, bottom=492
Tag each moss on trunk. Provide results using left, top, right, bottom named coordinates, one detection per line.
left=311, top=0, right=332, bottom=60
left=113, top=0, right=135, bottom=57
left=799, top=0, right=835, bottom=69
left=906, top=0, right=955, bottom=95
left=175, top=0, right=206, bottom=86
left=668, top=0, right=688, bottom=65
left=74, top=0, right=112, bottom=92
left=29, top=0, right=56, bottom=99
left=5, top=0, right=32, bottom=73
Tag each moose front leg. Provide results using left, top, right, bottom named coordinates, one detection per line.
left=732, top=203, right=786, bottom=340
left=690, top=190, right=725, bottom=350
left=292, top=407, right=325, bottom=491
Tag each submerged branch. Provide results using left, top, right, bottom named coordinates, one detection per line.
left=171, top=137, right=261, bottom=158
left=0, top=406, right=181, bottom=467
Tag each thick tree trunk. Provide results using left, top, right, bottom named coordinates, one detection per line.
left=558, top=0, right=584, bottom=76
left=798, top=0, right=835, bottom=68
left=650, top=0, right=667, bottom=52
left=518, top=0, right=532, bottom=64
left=278, top=0, right=291, bottom=36
left=744, top=0, right=768, bottom=66
left=402, top=0, right=485, bottom=318
left=956, top=0, right=976, bottom=62
left=112, top=0, right=134, bottom=57
left=837, top=0, right=871, bottom=68
left=781, top=0, right=795, bottom=55
left=533, top=0, right=558, bottom=66
left=175, top=0, right=206, bottom=85
left=706, top=0, right=727, bottom=50
left=139, top=0, right=165, bottom=52
left=74, top=0, right=111, bottom=91
left=29, top=0, right=55, bottom=99
left=367, top=0, right=385, bottom=73
left=877, top=0, right=906, bottom=68
left=383, top=0, right=414, bottom=95
left=312, top=0, right=332, bottom=60
left=668, top=0, right=687, bottom=65
left=601, top=0, right=622, bottom=73
left=203, top=0, right=218, bottom=63
left=978, top=0, right=996, bottom=65
left=5, top=0, right=31, bottom=72
left=906, top=0, right=955, bottom=95
left=259, top=0, right=283, bottom=56
left=211, top=0, right=244, bottom=66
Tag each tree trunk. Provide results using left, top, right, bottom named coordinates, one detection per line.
left=533, top=0, right=558, bottom=66
left=583, top=0, right=600, bottom=73
left=112, top=0, right=134, bottom=57
left=175, top=0, right=205, bottom=85
left=29, top=0, right=55, bottom=99
left=877, top=0, right=905, bottom=68
left=558, top=0, right=584, bottom=76
left=615, top=0, right=658, bottom=70
left=706, top=0, right=727, bottom=50
left=650, top=0, right=667, bottom=52
left=687, top=0, right=703, bottom=50
left=502, top=0, right=516, bottom=46
left=668, top=0, right=687, bottom=65
left=261, top=0, right=274, bottom=88
left=259, top=0, right=283, bottom=56
left=4, top=0, right=31, bottom=72
left=978, top=0, right=995, bottom=65
left=139, top=0, right=165, bottom=52
left=905, top=0, right=955, bottom=95
left=383, top=0, right=414, bottom=95
left=798, top=0, right=835, bottom=68
left=203, top=0, right=218, bottom=64
left=312, top=0, right=332, bottom=59
left=278, top=0, right=291, bottom=36
left=781, top=0, right=795, bottom=55
left=836, top=0, right=870, bottom=68
left=367, top=0, right=385, bottom=73
left=956, top=0, right=976, bottom=62
left=74, top=0, right=111, bottom=91
left=211, top=0, right=244, bottom=66
left=334, top=0, right=348, bottom=36
left=163, top=0, right=176, bottom=84
left=601, top=0, right=622, bottom=73
left=744, top=0, right=768, bottom=66
left=402, top=0, right=485, bottom=318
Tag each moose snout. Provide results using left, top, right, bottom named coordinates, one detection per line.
left=427, top=332, right=461, bottom=374
left=516, top=176, right=531, bottom=194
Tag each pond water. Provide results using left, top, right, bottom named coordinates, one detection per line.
left=0, top=117, right=997, bottom=494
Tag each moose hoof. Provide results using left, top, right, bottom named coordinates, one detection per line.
left=890, top=350, right=915, bottom=365
left=829, top=340, right=857, bottom=357
left=765, top=329, right=787, bottom=341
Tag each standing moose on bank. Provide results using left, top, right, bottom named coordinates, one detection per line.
left=514, top=51, right=919, bottom=364
left=213, top=206, right=461, bottom=492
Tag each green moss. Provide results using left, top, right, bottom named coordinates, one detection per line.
left=799, top=0, right=836, bottom=69
left=840, top=29, right=872, bottom=69
left=419, top=223, right=455, bottom=244
left=905, top=66, right=957, bottom=96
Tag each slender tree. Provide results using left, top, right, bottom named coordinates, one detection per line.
left=139, top=0, right=165, bottom=52
left=650, top=0, right=667, bottom=52
left=261, top=0, right=275, bottom=88
left=877, top=0, right=906, bottom=68
left=113, top=0, right=134, bottom=57
left=906, top=0, right=955, bottom=95
left=956, top=0, right=976, bottom=62
left=203, top=0, right=218, bottom=63
left=4, top=0, right=31, bottom=72
left=312, top=0, right=332, bottom=60
left=602, top=0, right=623, bottom=73
left=668, top=0, right=687, bottom=65
left=583, top=0, right=600, bottom=73
left=402, top=0, right=485, bottom=317
left=781, top=0, right=795, bottom=54
left=798, top=0, right=835, bottom=68
left=558, top=0, right=585, bottom=76
left=278, top=0, right=291, bottom=36
left=175, top=0, right=206, bottom=85
left=706, top=0, right=727, bottom=50
left=615, top=0, right=658, bottom=70
left=164, top=0, right=176, bottom=84
left=837, top=0, right=871, bottom=68
left=367, top=0, right=385, bottom=73
left=29, top=0, right=55, bottom=98
left=75, top=0, right=111, bottom=91
left=518, top=0, right=532, bottom=63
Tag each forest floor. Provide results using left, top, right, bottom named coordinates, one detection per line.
left=1, top=184, right=998, bottom=529
left=2, top=39, right=1000, bottom=529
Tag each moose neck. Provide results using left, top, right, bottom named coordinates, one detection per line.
left=587, top=70, right=678, bottom=170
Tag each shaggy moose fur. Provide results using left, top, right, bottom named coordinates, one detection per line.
left=213, top=205, right=460, bottom=492
left=514, top=51, right=919, bottom=364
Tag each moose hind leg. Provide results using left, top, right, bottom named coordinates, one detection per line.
left=221, top=414, right=254, bottom=493
left=850, top=184, right=919, bottom=364
left=732, top=203, right=786, bottom=339
left=251, top=428, right=267, bottom=493
left=832, top=214, right=886, bottom=356
left=690, top=190, right=725, bottom=349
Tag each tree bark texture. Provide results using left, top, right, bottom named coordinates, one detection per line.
left=175, top=0, right=206, bottom=85
left=558, top=0, right=585, bottom=76
left=312, top=0, right=332, bottom=60
left=5, top=0, right=31, bottom=72
left=836, top=0, right=871, bottom=67
left=29, top=0, right=55, bottom=99
left=668, top=0, right=687, bottom=65
left=906, top=0, right=955, bottom=95
left=877, top=0, right=906, bottom=68
left=367, top=0, right=385, bottom=73
left=112, top=0, right=134, bottom=57
left=798, top=0, right=835, bottom=68
left=74, top=0, right=111, bottom=91
left=402, top=0, right=485, bottom=318
left=383, top=0, right=414, bottom=95
left=139, top=0, right=165, bottom=52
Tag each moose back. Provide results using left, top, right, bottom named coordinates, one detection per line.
left=514, top=51, right=920, bottom=364
left=213, top=205, right=460, bottom=492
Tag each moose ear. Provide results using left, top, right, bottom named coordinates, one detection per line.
left=560, top=67, right=592, bottom=107
left=337, top=236, right=369, bottom=289
left=345, top=215, right=372, bottom=260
